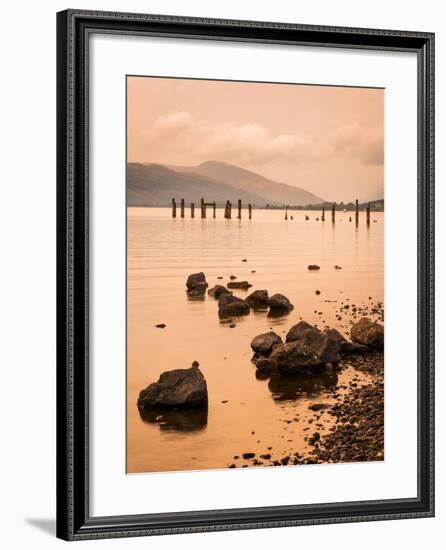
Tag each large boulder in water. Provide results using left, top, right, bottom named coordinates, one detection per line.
left=218, top=293, right=250, bottom=318
left=350, top=317, right=384, bottom=351
left=137, top=363, right=208, bottom=408
left=251, top=331, right=282, bottom=356
left=186, top=272, right=208, bottom=295
left=267, top=293, right=294, bottom=315
left=246, top=290, right=269, bottom=309
left=208, top=285, right=231, bottom=299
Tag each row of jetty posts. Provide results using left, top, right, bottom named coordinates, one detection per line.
left=284, top=199, right=372, bottom=226
left=171, top=198, right=252, bottom=219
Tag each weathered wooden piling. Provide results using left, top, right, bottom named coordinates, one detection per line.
left=180, top=198, right=185, bottom=218
left=213, top=202, right=216, bottom=218
left=248, top=204, right=252, bottom=219
left=228, top=201, right=232, bottom=218
left=172, top=198, right=177, bottom=218
left=355, top=199, right=359, bottom=226
left=366, top=203, right=371, bottom=225
left=237, top=199, right=242, bottom=219
left=200, top=197, right=206, bottom=218
left=285, top=205, right=288, bottom=221
left=331, top=203, right=336, bottom=223
left=322, top=207, right=325, bottom=221
left=191, top=202, right=195, bottom=218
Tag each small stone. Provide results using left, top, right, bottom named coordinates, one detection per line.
left=242, top=452, right=255, bottom=459
left=155, top=323, right=166, bottom=328
left=315, top=290, right=321, bottom=295
left=308, top=265, right=320, bottom=270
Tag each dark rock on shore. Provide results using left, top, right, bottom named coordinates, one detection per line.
left=246, top=289, right=269, bottom=309
left=155, top=323, right=166, bottom=328
left=186, top=272, right=208, bottom=295
left=208, top=285, right=231, bottom=299
left=251, top=331, right=282, bottom=356
left=218, top=293, right=250, bottom=318
left=227, top=281, right=253, bottom=289
left=351, top=317, right=384, bottom=351
left=253, top=356, right=276, bottom=375
left=308, top=264, right=320, bottom=270
left=270, top=321, right=341, bottom=374
left=267, top=294, right=294, bottom=315
left=137, top=363, right=208, bottom=409
left=286, top=320, right=315, bottom=343
left=325, top=327, right=370, bottom=354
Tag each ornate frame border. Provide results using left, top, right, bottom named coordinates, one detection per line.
left=56, top=9, right=435, bottom=541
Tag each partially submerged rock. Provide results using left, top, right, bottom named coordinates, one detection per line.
left=246, top=289, right=269, bottom=310
left=324, top=327, right=369, bottom=354
left=351, top=317, right=384, bottom=351
left=286, top=320, right=315, bottom=342
left=186, top=272, right=208, bottom=295
left=218, top=293, right=250, bottom=318
left=208, top=284, right=231, bottom=299
left=267, top=293, right=294, bottom=315
left=251, top=331, right=282, bottom=356
left=137, top=363, right=208, bottom=409
left=308, top=265, right=320, bottom=270
left=227, top=281, right=252, bottom=289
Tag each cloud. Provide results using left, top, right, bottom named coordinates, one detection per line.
left=137, top=111, right=383, bottom=169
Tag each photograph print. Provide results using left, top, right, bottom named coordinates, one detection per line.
left=126, top=76, right=384, bottom=474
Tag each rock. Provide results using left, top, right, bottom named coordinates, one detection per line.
left=260, top=453, right=271, bottom=460
left=229, top=275, right=237, bottom=280
left=155, top=323, right=166, bottom=328
left=227, top=281, right=252, bottom=289
left=242, top=452, right=255, bottom=459
left=324, top=328, right=346, bottom=345
left=137, top=363, right=208, bottom=409
left=272, top=323, right=340, bottom=375
left=251, top=331, right=282, bottom=356
left=241, top=259, right=247, bottom=262
left=334, top=265, right=342, bottom=270
left=246, top=289, right=269, bottom=309
left=267, top=293, right=294, bottom=314
left=308, top=265, right=320, bottom=270
left=315, top=290, right=321, bottom=295
left=286, top=320, right=316, bottom=342
left=350, top=317, right=384, bottom=351
left=208, top=285, right=231, bottom=299
left=218, top=293, right=250, bottom=318
left=186, top=272, right=208, bottom=294
left=309, top=403, right=332, bottom=411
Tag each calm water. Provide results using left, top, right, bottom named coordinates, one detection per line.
left=127, top=207, right=384, bottom=473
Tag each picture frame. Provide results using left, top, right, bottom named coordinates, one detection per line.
left=56, top=9, right=435, bottom=541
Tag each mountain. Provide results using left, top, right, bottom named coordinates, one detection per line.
left=127, top=163, right=270, bottom=207
left=169, top=161, right=325, bottom=206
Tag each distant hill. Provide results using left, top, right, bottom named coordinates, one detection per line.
left=169, top=161, right=325, bottom=206
left=127, top=163, right=269, bottom=207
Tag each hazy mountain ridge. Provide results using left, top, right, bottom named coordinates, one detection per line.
left=168, top=161, right=325, bottom=206
left=128, top=161, right=325, bottom=207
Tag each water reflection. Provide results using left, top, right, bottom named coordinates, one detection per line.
left=138, top=406, right=208, bottom=433
left=268, top=371, right=338, bottom=402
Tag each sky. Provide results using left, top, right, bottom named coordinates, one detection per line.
left=127, top=76, right=384, bottom=202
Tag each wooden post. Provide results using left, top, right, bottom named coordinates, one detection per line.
left=248, top=204, right=252, bottom=219
left=180, top=198, right=185, bottom=218
left=191, top=202, right=195, bottom=218
left=331, top=203, right=336, bottom=223
left=201, top=197, right=206, bottom=218
left=285, top=205, right=288, bottom=220
left=237, top=199, right=242, bottom=219
left=172, top=198, right=177, bottom=218
left=355, top=199, right=359, bottom=226
left=322, top=207, right=325, bottom=221
left=228, top=201, right=232, bottom=219
left=366, top=203, right=371, bottom=225
left=213, top=202, right=216, bottom=219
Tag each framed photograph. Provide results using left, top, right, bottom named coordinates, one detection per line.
left=56, top=9, right=434, bottom=541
